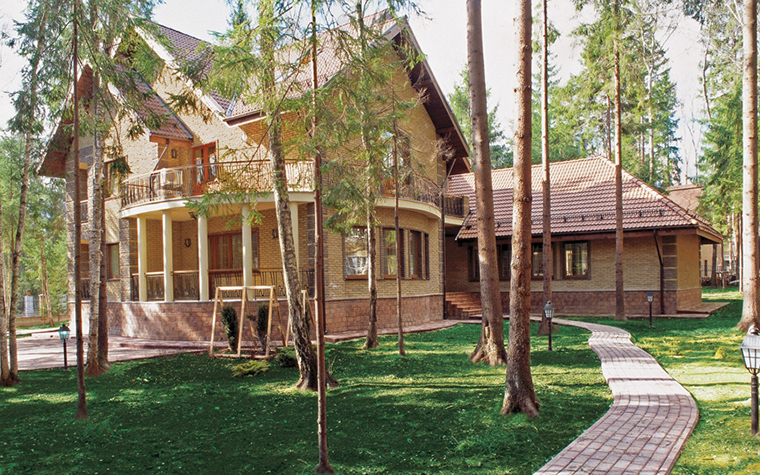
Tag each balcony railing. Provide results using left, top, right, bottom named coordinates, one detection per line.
left=119, top=160, right=468, bottom=218
left=120, top=160, right=314, bottom=208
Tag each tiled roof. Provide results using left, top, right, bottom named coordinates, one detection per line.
left=124, top=67, right=193, bottom=141
left=155, top=24, right=233, bottom=113
left=450, top=156, right=721, bottom=241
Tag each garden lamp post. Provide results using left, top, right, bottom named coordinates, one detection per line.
left=646, top=291, right=654, bottom=328
left=544, top=301, right=554, bottom=352
left=739, top=326, right=760, bottom=436
left=58, top=324, right=70, bottom=370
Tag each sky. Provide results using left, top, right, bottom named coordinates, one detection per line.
left=0, top=0, right=705, bottom=181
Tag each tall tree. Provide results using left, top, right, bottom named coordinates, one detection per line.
left=740, top=0, right=759, bottom=331
left=260, top=0, right=335, bottom=390
left=310, top=1, right=334, bottom=471
left=5, top=0, right=52, bottom=386
left=502, top=0, right=539, bottom=417
left=538, top=0, right=553, bottom=336
left=320, top=2, right=419, bottom=349
left=466, top=0, right=506, bottom=366
left=613, top=0, right=626, bottom=322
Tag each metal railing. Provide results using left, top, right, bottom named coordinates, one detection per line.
left=174, top=270, right=199, bottom=301
left=119, top=159, right=468, bottom=218
left=146, top=272, right=164, bottom=301
left=120, top=160, right=314, bottom=208
left=130, top=267, right=315, bottom=301
left=78, top=279, right=90, bottom=300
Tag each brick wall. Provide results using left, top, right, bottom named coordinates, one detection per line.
left=106, top=293, right=443, bottom=341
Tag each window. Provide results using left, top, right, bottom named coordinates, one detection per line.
left=498, top=243, right=511, bottom=280
left=532, top=243, right=544, bottom=278
left=409, top=230, right=422, bottom=278
left=468, top=245, right=479, bottom=281
left=382, top=228, right=403, bottom=277
left=107, top=243, right=120, bottom=280
left=563, top=241, right=589, bottom=278
left=344, top=227, right=369, bottom=277
left=208, top=232, right=259, bottom=270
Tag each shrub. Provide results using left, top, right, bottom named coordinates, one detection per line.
left=256, top=304, right=269, bottom=336
left=231, top=360, right=270, bottom=377
left=221, top=305, right=239, bottom=352
left=274, top=346, right=298, bottom=368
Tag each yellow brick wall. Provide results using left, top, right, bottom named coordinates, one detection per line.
left=678, top=234, right=701, bottom=290
left=146, top=219, right=164, bottom=272
left=447, top=236, right=664, bottom=293
left=152, top=67, right=250, bottom=153
left=323, top=206, right=441, bottom=301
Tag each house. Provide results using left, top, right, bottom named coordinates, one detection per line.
left=445, top=157, right=723, bottom=317
left=39, top=17, right=472, bottom=340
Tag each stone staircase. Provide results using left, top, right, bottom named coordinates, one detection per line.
left=445, top=292, right=482, bottom=320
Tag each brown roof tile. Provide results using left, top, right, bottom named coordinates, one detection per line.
left=451, top=156, right=720, bottom=241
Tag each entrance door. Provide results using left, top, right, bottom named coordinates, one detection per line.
left=192, top=143, right=217, bottom=194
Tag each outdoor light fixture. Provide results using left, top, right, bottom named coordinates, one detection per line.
left=272, top=229, right=278, bottom=239
left=188, top=211, right=197, bottom=220
left=184, top=238, right=192, bottom=248
left=58, top=324, right=70, bottom=371
left=171, top=149, right=178, bottom=159
left=544, top=301, right=554, bottom=352
left=647, top=291, right=654, bottom=328
left=740, top=326, right=760, bottom=436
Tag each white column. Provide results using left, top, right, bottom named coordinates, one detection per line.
left=137, top=216, right=148, bottom=302
left=162, top=211, right=174, bottom=302
left=289, top=202, right=300, bottom=269
left=198, top=215, right=209, bottom=301
left=242, top=204, right=253, bottom=289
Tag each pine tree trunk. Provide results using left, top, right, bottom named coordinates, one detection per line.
left=614, top=0, right=626, bottom=322
left=0, top=198, right=10, bottom=385
left=98, top=196, right=109, bottom=370
left=538, top=0, right=553, bottom=337
left=466, top=0, right=506, bottom=366
left=393, top=126, right=405, bottom=356
left=73, top=13, right=88, bottom=420
left=365, top=210, right=379, bottom=348
left=87, top=82, right=106, bottom=376
left=502, top=0, right=539, bottom=417
left=740, top=0, right=760, bottom=331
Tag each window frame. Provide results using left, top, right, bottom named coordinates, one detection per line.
left=409, top=230, right=423, bottom=279
left=531, top=243, right=544, bottom=280
left=343, top=226, right=369, bottom=280
left=468, top=245, right=480, bottom=282
left=381, top=228, right=402, bottom=278
left=207, top=231, right=259, bottom=271
left=497, top=243, right=511, bottom=281
left=562, top=241, right=590, bottom=279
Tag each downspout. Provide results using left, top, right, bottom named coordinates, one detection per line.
left=654, top=230, right=664, bottom=314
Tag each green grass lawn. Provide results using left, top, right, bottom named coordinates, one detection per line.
left=0, top=323, right=609, bottom=474
left=575, top=288, right=760, bottom=474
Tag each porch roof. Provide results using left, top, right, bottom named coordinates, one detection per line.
left=450, top=156, right=723, bottom=243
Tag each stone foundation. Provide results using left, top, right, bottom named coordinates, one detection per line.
left=81, top=294, right=443, bottom=341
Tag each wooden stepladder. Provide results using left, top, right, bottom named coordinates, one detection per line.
left=208, top=285, right=288, bottom=358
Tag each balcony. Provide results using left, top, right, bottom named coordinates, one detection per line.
left=119, top=160, right=468, bottom=218
left=120, top=160, right=314, bottom=209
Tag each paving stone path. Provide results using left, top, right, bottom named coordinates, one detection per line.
left=535, top=318, right=699, bottom=475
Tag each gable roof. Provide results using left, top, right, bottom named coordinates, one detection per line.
left=38, top=64, right=194, bottom=178
left=450, top=156, right=722, bottom=242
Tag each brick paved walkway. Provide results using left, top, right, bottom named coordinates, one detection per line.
left=535, top=318, right=699, bottom=475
